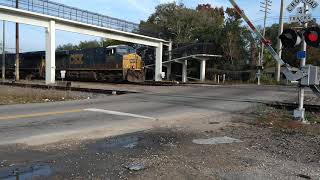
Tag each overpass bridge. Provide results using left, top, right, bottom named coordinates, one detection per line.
left=0, top=0, right=169, bottom=84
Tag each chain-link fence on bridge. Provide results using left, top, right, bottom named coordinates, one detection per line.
left=0, top=0, right=140, bottom=33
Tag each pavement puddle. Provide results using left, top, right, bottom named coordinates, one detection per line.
left=103, top=136, right=140, bottom=149
left=192, top=136, right=243, bottom=145
left=89, top=131, right=179, bottom=153
left=0, top=164, right=52, bottom=180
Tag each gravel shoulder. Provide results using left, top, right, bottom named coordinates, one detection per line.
left=0, top=105, right=319, bottom=180
left=0, top=85, right=98, bottom=105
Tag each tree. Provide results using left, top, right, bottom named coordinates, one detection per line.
left=78, top=40, right=101, bottom=49
left=56, top=39, right=133, bottom=51
left=221, top=8, right=249, bottom=67
left=139, top=2, right=253, bottom=70
left=56, top=43, right=78, bottom=51
left=139, top=3, right=196, bottom=43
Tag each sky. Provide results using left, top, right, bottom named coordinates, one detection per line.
left=1, top=0, right=320, bottom=52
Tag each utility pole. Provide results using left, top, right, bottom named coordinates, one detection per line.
left=15, top=0, right=20, bottom=81
left=275, top=0, right=285, bottom=82
left=258, top=0, right=272, bottom=85
left=2, top=21, right=5, bottom=82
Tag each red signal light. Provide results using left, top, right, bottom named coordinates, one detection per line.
left=304, top=27, right=320, bottom=48
left=308, top=33, right=318, bottom=42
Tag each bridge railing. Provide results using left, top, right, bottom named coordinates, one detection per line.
left=0, top=0, right=140, bottom=33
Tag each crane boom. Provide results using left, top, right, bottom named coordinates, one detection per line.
left=228, top=0, right=305, bottom=81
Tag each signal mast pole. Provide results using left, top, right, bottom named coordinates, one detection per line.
left=296, top=2, right=308, bottom=122
left=276, top=0, right=285, bottom=82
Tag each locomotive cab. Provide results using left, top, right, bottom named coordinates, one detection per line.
left=106, top=45, right=145, bottom=82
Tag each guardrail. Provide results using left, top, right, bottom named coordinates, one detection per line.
left=0, top=0, right=140, bottom=32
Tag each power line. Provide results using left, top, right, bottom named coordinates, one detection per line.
left=258, top=0, right=272, bottom=85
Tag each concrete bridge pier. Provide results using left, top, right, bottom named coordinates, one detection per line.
left=166, top=63, right=171, bottom=80
left=163, top=63, right=172, bottom=81
left=182, top=60, right=188, bottom=83
left=45, top=20, right=56, bottom=85
left=200, top=59, right=206, bottom=82
left=166, top=41, right=172, bottom=81
left=155, top=42, right=163, bottom=82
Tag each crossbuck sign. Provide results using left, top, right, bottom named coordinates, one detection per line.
left=287, top=0, right=318, bottom=24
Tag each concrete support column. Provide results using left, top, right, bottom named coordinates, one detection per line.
left=155, top=42, right=163, bottom=82
left=166, top=63, right=171, bottom=80
left=200, top=60, right=206, bottom=82
left=45, top=20, right=56, bottom=85
left=167, top=41, right=172, bottom=81
left=182, top=60, right=187, bottom=83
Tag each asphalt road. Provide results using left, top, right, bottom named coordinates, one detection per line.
left=0, top=84, right=312, bottom=146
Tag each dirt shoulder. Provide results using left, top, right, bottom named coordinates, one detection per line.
left=0, top=106, right=319, bottom=180
left=0, top=85, right=95, bottom=105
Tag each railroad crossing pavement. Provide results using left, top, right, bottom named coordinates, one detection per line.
left=0, top=84, right=317, bottom=146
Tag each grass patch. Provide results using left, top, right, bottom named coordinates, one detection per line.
left=249, top=105, right=320, bottom=135
left=260, top=74, right=290, bottom=86
left=0, top=85, right=91, bottom=105
left=306, top=112, right=320, bottom=124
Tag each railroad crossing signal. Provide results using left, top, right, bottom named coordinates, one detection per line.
left=304, top=26, right=320, bottom=48
left=279, top=29, right=302, bottom=48
left=228, top=0, right=320, bottom=123
left=279, top=27, right=320, bottom=49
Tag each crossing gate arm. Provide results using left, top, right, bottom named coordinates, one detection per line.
left=228, top=0, right=306, bottom=81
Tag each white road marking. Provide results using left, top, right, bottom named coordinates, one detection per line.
left=84, top=108, right=156, bottom=120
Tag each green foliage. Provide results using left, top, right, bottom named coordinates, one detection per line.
left=78, top=40, right=101, bottom=49
left=260, top=73, right=278, bottom=85
left=56, top=39, right=131, bottom=51
left=56, top=43, right=78, bottom=51
left=306, top=112, right=320, bottom=124
left=139, top=3, right=254, bottom=71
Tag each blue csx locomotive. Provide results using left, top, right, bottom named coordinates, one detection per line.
left=1, top=45, right=145, bottom=82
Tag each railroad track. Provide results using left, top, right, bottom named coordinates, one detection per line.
left=0, top=81, right=135, bottom=95
left=1, top=81, right=319, bottom=112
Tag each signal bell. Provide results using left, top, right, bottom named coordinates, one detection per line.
left=304, top=27, right=320, bottom=48
left=279, top=29, right=302, bottom=48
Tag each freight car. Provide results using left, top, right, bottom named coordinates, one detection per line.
left=1, top=45, right=145, bottom=82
